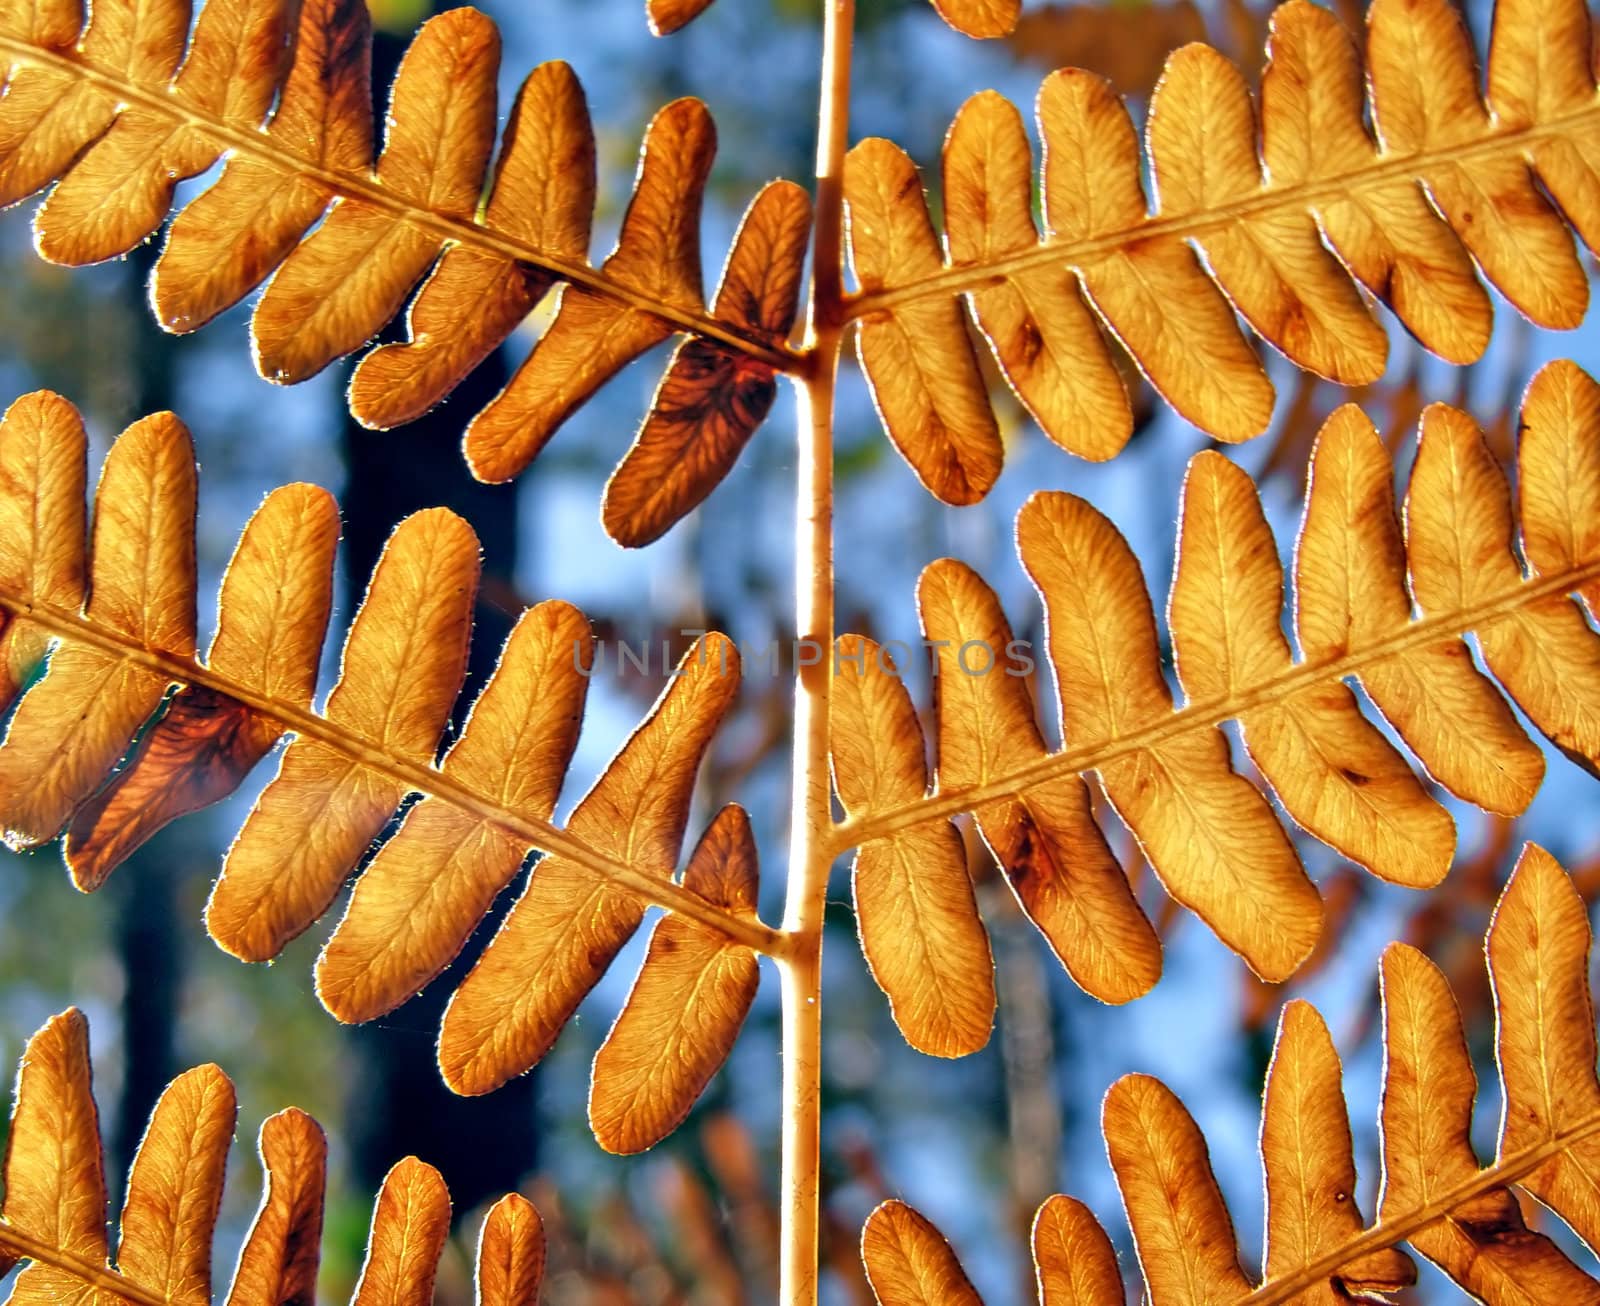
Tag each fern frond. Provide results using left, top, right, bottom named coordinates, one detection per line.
left=0, top=0, right=811, bottom=544
left=0, top=1007, right=548, bottom=1306
left=844, top=0, right=1600, bottom=503
left=0, top=390, right=776, bottom=1124
left=833, top=359, right=1600, bottom=1046
left=861, top=844, right=1600, bottom=1304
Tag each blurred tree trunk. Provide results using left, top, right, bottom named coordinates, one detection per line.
left=110, top=238, right=186, bottom=1189
left=338, top=348, right=537, bottom=1209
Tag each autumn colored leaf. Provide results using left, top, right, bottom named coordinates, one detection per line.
left=917, top=559, right=1159, bottom=1003
left=315, top=600, right=591, bottom=1024
left=830, top=632, right=996, bottom=1057
left=207, top=507, right=480, bottom=963
left=604, top=180, right=812, bottom=547
left=438, top=634, right=744, bottom=1096
left=1295, top=405, right=1545, bottom=816
left=589, top=804, right=763, bottom=1153
left=844, top=137, right=1002, bottom=506
left=863, top=846, right=1600, bottom=1303
left=1018, top=489, right=1321, bottom=981
left=942, top=92, right=1132, bottom=463
left=349, top=59, right=594, bottom=430
left=0, top=1008, right=546, bottom=1306
left=930, top=0, right=1019, bottom=38
left=64, top=483, right=340, bottom=890
left=843, top=0, right=1600, bottom=489
left=0, top=409, right=196, bottom=849
left=464, top=96, right=716, bottom=483
left=252, top=7, right=501, bottom=385
left=349, top=1159, right=451, bottom=1306
left=0, top=0, right=805, bottom=540
left=1170, top=451, right=1454, bottom=888
left=0, top=391, right=85, bottom=715
left=1030, top=1196, right=1122, bottom=1306
left=860, top=1201, right=984, bottom=1306
left=836, top=360, right=1600, bottom=998
left=474, top=1195, right=546, bottom=1306
left=0, top=392, right=780, bottom=1148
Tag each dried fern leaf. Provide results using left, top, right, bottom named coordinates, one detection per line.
left=0, top=407, right=197, bottom=848
left=942, top=92, right=1132, bottom=463
left=349, top=1158, right=451, bottom=1306
left=316, top=599, right=590, bottom=1025
left=119, top=1062, right=237, bottom=1302
left=3, top=1008, right=115, bottom=1303
left=0, top=391, right=84, bottom=714
left=1409, top=401, right=1600, bottom=773
left=1171, top=452, right=1455, bottom=888
left=1105, top=1073, right=1257, bottom=1300
left=0, top=0, right=808, bottom=543
left=1295, top=405, right=1544, bottom=816
left=0, top=1008, right=548, bottom=1306
left=65, top=481, right=340, bottom=890
left=589, top=803, right=762, bottom=1154
left=862, top=845, right=1600, bottom=1303
left=845, top=0, right=1600, bottom=499
left=463, top=94, right=714, bottom=481
left=207, top=505, right=479, bottom=962
left=835, top=360, right=1600, bottom=1001
left=1019, top=488, right=1321, bottom=981
left=603, top=179, right=812, bottom=547
left=1260, top=1003, right=1415, bottom=1297
left=0, top=391, right=780, bottom=1128
left=938, top=0, right=1020, bottom=40
left=1488, top=845, right=1600, bottom=1250
left=348, top=58, right=592, bottom=430
left=1379, top=937, right=1596, bottom=1295
left=917, top=559, right=1160, bottom=1004
left=438, top=634, right=742, bottom=1096
left=844, top=137, right=1002, bottom=506
left=475, top=1195, right=545, bottom=1306
left=860, top=1200, right=985, bottom=1306
left=1029, top=1195, right=1122, bottom=1306
left=830, top=632, right=996, bottom=1057
left=1519, top=360, right=1600, bottom=616
left=250, top=8, right=499, bottom=386
left=228, top=1108, right=328, bottom=1306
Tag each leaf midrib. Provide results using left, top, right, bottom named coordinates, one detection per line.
left=0, top=35, right=801, bottom=372
left=0, top=590, right=786, bottom=960
left=834, top=557, right=1600, bottom=852
left=844, top=98, right=1600, bottom=319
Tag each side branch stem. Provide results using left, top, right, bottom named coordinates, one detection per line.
left=0, top=1223, right=169, bottom=1306
left=777, top=0, right=853, bottom=1299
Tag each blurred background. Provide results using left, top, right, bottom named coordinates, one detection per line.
left=0, top=0, right=1598, bottom=1299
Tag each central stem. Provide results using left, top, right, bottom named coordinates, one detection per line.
left=777, top=0, right=853, bottom=1299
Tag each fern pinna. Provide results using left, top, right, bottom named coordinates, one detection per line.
left=0, top=391, right=769, bottom=1145
left=0, top=1008, right=546, bottom=1305
left=3, top=0, right=1600, bottom=528
left=860, top=845, right=1600, bottom=1304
